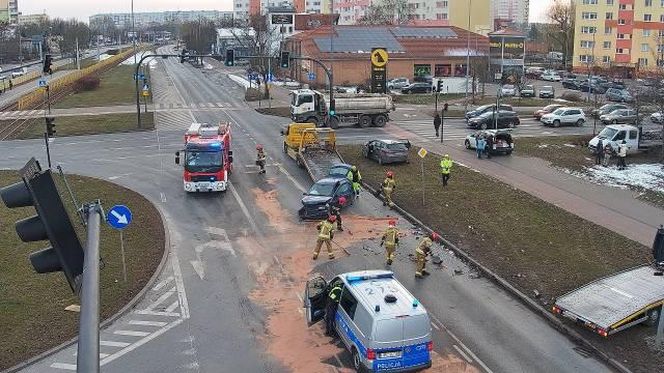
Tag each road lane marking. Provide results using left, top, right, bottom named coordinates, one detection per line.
left=100, top=340, right=131, bottom=347
left=153, top=275, right=174, bottom=291
left=144, top=286, right=176, bottom=311
left=228, top=181, right=261, bottom=236
left=129, top=320, right=169, bottom=327
left=165, top=300, right=180, bottom=313
left=429, top=313, right=494, bottom=373
left=100, top=319, right=184, bottom=366
left=114, top=330, right=151, bottom=337
left=431, top=322, right=440, bottom=330
left=50, top=362, right=76, bottom=370
left=453, top=344, right=474, bottom=364
left=134, top=309, right=181, bottom=317
left=170, top=251, right=191, bottom=319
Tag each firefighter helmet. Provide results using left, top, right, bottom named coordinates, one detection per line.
left=328, top=215, right=337, bottom=223
left=386, top=171, right=394, bottom=178
left=430, top=232, right=440, bottom=241
left=338, top=196, right=347, bottom=205
left=256, top=144, right=263, bottom=150
left=351, top=165, right=357, bottom=171
left=388, top=219, right=396, bottom=227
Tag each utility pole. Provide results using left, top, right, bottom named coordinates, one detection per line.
left=76, top=38, right=81, bottom=70
left=132, top=0, right=137, bottom=65
left=464, top=0, right=473, bottom=113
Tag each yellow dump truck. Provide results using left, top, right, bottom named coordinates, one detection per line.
left=281, top=122, right=341, bottom=181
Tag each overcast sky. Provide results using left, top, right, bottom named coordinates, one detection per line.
left=19, top=0, right=552, bottom=23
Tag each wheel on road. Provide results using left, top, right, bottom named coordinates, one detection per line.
left=328, top=117, right=340, bottom=129
left=352, top=348, right=366, bottom=373
left=611, top=119, right=617, bottom=124
left=378, top=156, right=383, bottom=165
left=644, top=307, right=661, bottom=326
left=508, top=121, right=516, bottom=128
left=296, top=157, right=303, bottom=168
left=283, top=142, right=288, bottom=153
left=359, top=115, right=372, bottom=128
left=553, top=120, right=561, bottom=128
left=465, top=140, right=471, bottom=149
left=306, top=117, right=319, bottom=127
left=576, top=119, right=585, bottom=127
left=480, top=123, right=487, bottom=130
left=373, top=114, right=387, bottom=127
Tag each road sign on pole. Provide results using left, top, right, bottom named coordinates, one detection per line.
left=106, top=205, right=132, bottom=283
left=38, top=78, right=48, bottom=88
left=308, top=72, right=316, bottom=81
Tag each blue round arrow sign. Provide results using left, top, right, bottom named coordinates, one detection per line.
left=106, top=204, right=132, bottom=230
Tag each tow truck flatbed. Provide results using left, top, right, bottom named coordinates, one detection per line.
left=553, top=265, right=664, bottom=336
left=283, top=124, right=342, bottom=182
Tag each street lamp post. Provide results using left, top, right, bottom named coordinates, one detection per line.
left=132, top=0, right=137, bottom=65
left=464, top=0, right=472, bottom=113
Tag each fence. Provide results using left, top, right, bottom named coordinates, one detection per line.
left=17, top=49, right=136, bottom=110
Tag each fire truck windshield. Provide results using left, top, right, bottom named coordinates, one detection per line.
left=184, top=150, right=223, bottom=173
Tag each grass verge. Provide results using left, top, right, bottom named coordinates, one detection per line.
left=392, top=93, right=465, bottom=105
left=256, top=107, right=290, bottom=118
left=3, top=112, right=154, bottom=140
left=54, top=65, right=148, bottom=109
left=58, top=57, right=99, bottom=71
left=338, top=144, right=660, bottom=372
left=0, top=171, right=165, bottom=370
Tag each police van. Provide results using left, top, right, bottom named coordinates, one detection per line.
left=304, top=270, right=433, bottom=372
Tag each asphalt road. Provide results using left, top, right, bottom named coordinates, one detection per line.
left=0, top=46, right=612, bottom=373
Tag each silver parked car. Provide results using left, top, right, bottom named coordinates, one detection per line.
left=387, top=78, right=410, bottom=90
left=600, top=109, right=639, bottom=125
left=362, top=139, right=410, bottom=164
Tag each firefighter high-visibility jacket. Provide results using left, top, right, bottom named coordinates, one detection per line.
left=440, top=157, right=453, bottom=175
left=317, top=220, right=335, bottom=240
left=416, top=237, right=433, bottom=255
left=382, top=177, right=396, bottom=191
left=382, top=227, right=399, bottom=247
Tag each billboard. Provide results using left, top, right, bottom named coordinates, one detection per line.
left=489, top=36, right=525, bottom=60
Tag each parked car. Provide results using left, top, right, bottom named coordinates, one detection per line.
left=464, top=129, right=514, bottom=155
left=591, top=103, right=630, bottom=118
left=467, top=110, right=520, bottom=129
left=580, top=82, right=607, bottom=94
left=520, top=84, right=536, bottom=97
left=539, top=85, right=555, bottom=98
left=541, top=72, right=562, bottom=82
left=562, top=78, right=581, bottom=90
left=10, top=67, right=27, bottom=78
left=540, top=107, right=586, bottom=127
left=362, top=139, right=410, bottom=164
left=387, top=78, right=410, bottom=90
left=500, top=84, right=517, bottom=97
left=413, top=75, right=433, bottom=84
left=328, top=163, right=352, bottom=179
left=599, top=109, right=639, bottom=125
left=605, top=88, right=633, bottom=103
left=650, top=112, right=664, bottom=123
left=525, top=66, right=546, bottom=79
left=298, top=177, right=355, bottom=220
left=401, top=82, right=431, bottom=94
left=465, top=103, right=514, bottom=120
left=533, top=104, right=564, bottom=120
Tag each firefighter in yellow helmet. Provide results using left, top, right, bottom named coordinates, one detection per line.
left=380, top=219, right=399, bottom=265
left=313, top=215, right=336, bottom=260
left=381, top=171, right=396, bottom=208
left=415, top=232, right=439, bottom=278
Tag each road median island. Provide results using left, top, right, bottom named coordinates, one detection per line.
left=337, top=144, right=661, bottom=373
left=0, top=171, right=165, bottom=370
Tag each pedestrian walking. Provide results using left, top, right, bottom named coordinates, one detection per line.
left=313, top=215, right=336, bottom=260
left=381, top=171, right=396, bottom=208
left=485, top=134, right=493, bottom=159
left=433, top=114, right=441, bottom=137
left=440, top=154, right=452, bottom=187
left=618, top=140, right=628, bottom=170
left=380, top=220, right=399, bottom=265
left=415, top=233, right=438, bottom=278
left=347, top=165, right=362, bottom=198
left=256, top=144, right=267, bottom=174
left=8, top=80, right=13, bottom=90
left=602, top=144, right=613, bottom=167
left=595, top=139, right=604, bottom=165
left=476, top=135, right=486, bottom=159
left=327, top=196, right=345, bottom=231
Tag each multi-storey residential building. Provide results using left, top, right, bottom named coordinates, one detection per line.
left=573, top=0, right=664, bottom=73
left=405, top=0, right=493, bottom=34
left=89, top=11, right=233, bottom=29
left=18, top=13, right=48, bottom=25
left=493, top=0, right=529, bottom=25
left=0, top=0, right=18, bottom=24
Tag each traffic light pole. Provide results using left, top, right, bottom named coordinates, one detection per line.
left=77, top=201, right=104, bottom=373
left=290, top=56, right=334, bottom=122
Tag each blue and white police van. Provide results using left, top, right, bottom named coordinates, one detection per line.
left=304, top=270, right=433, bottom=372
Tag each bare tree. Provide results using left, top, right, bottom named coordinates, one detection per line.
left=547, top=0, right=575, bottom=70
left=179, top=18, right=217, bottom=55
left=232, top=15, right=280, bottom=99
left=358, top=0, right=411, bottom=25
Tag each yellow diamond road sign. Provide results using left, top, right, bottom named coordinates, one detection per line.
left=418, top=148, right=428, bottom=158
left=371, top=49, right=388, bottom=68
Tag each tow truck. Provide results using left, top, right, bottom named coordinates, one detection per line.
left=281, top=122, right=343, bottom=182
left=175, top=122, right=233, bottom=192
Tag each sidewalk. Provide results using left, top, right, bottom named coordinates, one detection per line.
left=386, top=125, right=664, bottom=247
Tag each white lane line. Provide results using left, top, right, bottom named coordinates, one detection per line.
left=431, top=322, right=440, bottom=331
left=453, top=344, right=474, bottom=364
left=113, top=330, right=151, bottom=337
left=135, top=309, right=181, bottom=317
left=160, top=192, right=167, bottom=203
left=277, top=164, right=308, bottom=193
left=101, top=319, right=184, bottom=366
left=152, top=275, right=174, bottom=291
left=170, top=251, right=191, bottom=319
left=429, top=316, right=494, bottom=373
left=228, top=181, right=261, bottom=236
left=100, top=340, right=131, bottom=348
left=129, top=320, right=169, bottom=327
left=50, top=362, right=77, bottom=370
left=165, top=300, right=180, bottom=313
left=144, top=286, right=176, bottom=311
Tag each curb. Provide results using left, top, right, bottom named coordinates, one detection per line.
left=354, top=179, right=632, bottom=373
left=2, top=201, right=172, bottom=373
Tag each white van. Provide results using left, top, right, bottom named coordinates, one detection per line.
left=305, top=270, right=433, bottom=372
left=588, top=124, right=641, bottom=154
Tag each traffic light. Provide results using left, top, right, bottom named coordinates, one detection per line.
left=0, top=158, right=85, bottom=294
left=280, top=51, right=290, bottom=69
left=329, top=99, right=336, bottom=116
left=437, top=80, right=443, bottom=93
left=225, top=49, right=235, bottom=67
left=45, top=117, right=55, bottom=137
left=43, top=54, right=53, bottom=75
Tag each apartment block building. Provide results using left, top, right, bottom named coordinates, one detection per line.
left=493, top=0, right=529, bottom=25
left=0, top=0, right=18, bottom=24
left=406, top=0, right=493, bottom=34
left=90, top=10, right=233, bottom=29
left=574, top=0, right=664, bottom=72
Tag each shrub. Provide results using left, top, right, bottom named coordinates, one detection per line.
left=245, top=87, right=262, bottom=101
left=73, top=76, right=101, bottom=92
left=560, top=91, right=583, bottom=102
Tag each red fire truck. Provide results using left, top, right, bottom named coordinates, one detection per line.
left=175, top=122, right=233, bottom=192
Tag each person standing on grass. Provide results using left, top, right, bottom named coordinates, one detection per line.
left=595, top=139, right=604, bottom=165
left=440, top=154, right=453, bottom=187
left=433, top=113, right=441, bottom=137
left=618, top=140, right=628, bottom=170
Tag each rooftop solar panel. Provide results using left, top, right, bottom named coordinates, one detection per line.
left=391, top=27, right=457, bottom=38
left=314, top=27, right=405, bottom=53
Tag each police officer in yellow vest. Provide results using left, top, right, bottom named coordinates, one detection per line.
left=382, top=171, right=396, bottom=208
left=440, top=154, right=453, bottom=187
left=347, top=165, right=362, bottom=198
left=313, top=215, right=336, bottom=260
left=380, top=220, right=399, bottom=265
left=415, top=232, right=439, bottom=278
left=325, top=281, right=343, bottom=335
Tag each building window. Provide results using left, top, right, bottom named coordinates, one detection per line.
left=414, top=64, right=431, bottom=77
left=646, top=0, right=653, bottom=6
left=618, top=19, right=626, bottom=25
left=435, top=64, right=452, bottom=77
left=603, top=56, right=611, bottom=63
left=436, top=13, right=448, bottom=20
left=606, top=12, right=613, bottom=19
left=605, top=26, right=613, bottom=34
left=644, top=14, right=653, bottom=21
left=582, top=0, right=598, bottom=4
left=603, top=41, right=612, bottom=49
left=642, top=43, right=650, bottom=52
left=581, top=26, right=597, bottom=33
left=638, top=57, right=649, bottom=66
left=579, top=55, right=594, bottom=63
left=644, top=29, right=652, bottom=36
left=660, top=14, right=664, bottom=22
left=454, top=64, right=467, bottom=77
left=582, top=12, right=598, bottom=19
left=607, top=0, right=614, bottom=4
left=581, top=40, right=595, bottom=48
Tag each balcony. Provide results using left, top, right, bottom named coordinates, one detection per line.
left=615, top=53, right=631, bottom=63
left=616, top=39, right=632, bottom=49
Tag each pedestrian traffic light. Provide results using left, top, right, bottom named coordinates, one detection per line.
left=437, top=80, right=443, bottom=93
left=280, top=51, right=290, bottom=69
left=0, top=158, right=85, bottom=294
left=225, top=49, right=235, bottom=67
left=329, top=98, right=336, bottom=116
left=443, top=103, right=449, bottom=112
left=45, top=117, right=55, bottom=137
left=43, top=54, right=53, bottom=75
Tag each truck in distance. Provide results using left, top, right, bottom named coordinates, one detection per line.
left=175, top=122, right=233, bottom=192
